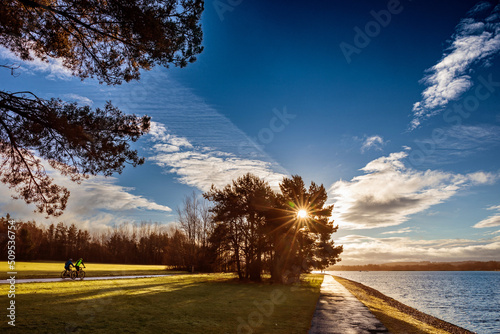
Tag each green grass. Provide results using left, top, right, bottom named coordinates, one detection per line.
left=1, top=273, right=323, bottom=333
left=0, top=261, right=183, bottom=279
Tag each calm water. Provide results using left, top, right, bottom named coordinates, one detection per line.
left=328, top=271, right=500, bottom=334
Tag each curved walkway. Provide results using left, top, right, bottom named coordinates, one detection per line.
left=2, top=274, right=173, bottom=284
left=309, top=274, right=389, bottom=334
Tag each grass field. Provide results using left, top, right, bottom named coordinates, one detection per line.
left=0, top=261, right=182, bottom=280
left=1, top=272, right=323, bottom=333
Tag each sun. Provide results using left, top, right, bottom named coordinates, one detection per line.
left=297, top=209, right=308, bottom=219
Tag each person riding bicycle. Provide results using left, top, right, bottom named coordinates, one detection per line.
left=75, top=258, right=86, bottom=272
left=64, top=258, right=74, bottom=272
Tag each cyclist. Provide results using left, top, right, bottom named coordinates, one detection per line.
left=64, top=258, right=74, bottom=273
left=75, top=258, right=86, bottom=272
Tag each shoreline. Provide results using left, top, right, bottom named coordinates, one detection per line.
left=333, top=275, right=475, bottom=334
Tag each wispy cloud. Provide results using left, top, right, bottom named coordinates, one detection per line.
left=108, top=70, right=291, bottom=172
left=412, top=124, right=500, bottom=165
left=337, top=234, right=500, bottom=265
left=148, top=122, right=286, bottom=191
left=411, top=1, right=500, bottom=129
left=380, top=227, right=414, bottom=235
left=361, top=135, right=386, bottom=153
left=474, top=204, right=500, bottom=228
left=61, top=94, right=94, bottom=106
left=329, top=151, right=498, bottom=229
left=444, top=124, right=500, bottom=148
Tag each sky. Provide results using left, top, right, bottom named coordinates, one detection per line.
left=1, top=0, right=500, bottom=265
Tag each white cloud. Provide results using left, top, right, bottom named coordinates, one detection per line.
left=411, top=2, right=500, bottom=129
left=148, top=122, right=287, bottom=192
left=474, top=204, right=500, bottom=228
left=0, top=46, right=73, bottom=80
left=0, top=163, right=172, bottom=229
left=361, top=135, right=386, bottom=153
left=329, top=151, right=498, bottom=229
left=61, top=94, right=93, bottom=106
left=336, top=234, right=500, bottom=265
left=65, top=177, right=172, bottom=213
left=149, top=122, right=193, bottom=153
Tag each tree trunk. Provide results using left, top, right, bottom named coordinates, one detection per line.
left=235, top=244, right=243, bottom=279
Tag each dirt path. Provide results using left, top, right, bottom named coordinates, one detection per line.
left=309, top=274, right=389, bottom=334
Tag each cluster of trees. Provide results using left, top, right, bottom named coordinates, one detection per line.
left=204, top=173, right=343, bottom=283
left=1, top=173, right=344, bottom=283
left=332, top=261, right=500, bottom=271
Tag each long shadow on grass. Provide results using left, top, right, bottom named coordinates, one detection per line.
left=12, top=277, right=212, bottom=332
left=11, top=275, right=322, bottom=334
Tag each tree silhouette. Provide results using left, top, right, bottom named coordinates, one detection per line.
left=268, top=175, right=343, bottom=283
left=205, top=173, right=343, bottom=283
left=0, top=0, right=204, bottom=216
left=205, top=173, right=274, bottom=281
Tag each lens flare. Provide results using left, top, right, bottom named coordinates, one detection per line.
left=297, top=209, right=308, bottom=219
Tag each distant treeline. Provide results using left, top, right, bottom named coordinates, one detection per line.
left=332, top=261, right=500, bottom=271
left=0, top=215, right=191, bottom=268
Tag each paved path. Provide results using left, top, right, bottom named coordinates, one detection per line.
left=309, top=274, right=389, bottom=334
left=2, top=274, right=173, bottom=284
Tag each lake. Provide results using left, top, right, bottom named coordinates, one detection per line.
left=328, top=271, right=500, bottom=334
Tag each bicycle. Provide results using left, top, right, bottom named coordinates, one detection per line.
left=61, top=268, right=77, bottom=280
left=74, top=268, right=86, bottom=280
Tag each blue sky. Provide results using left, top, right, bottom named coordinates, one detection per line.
left=1, top=0, right=500, bottom=264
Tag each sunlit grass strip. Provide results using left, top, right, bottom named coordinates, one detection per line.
left=0, top=273, right=323, bottom=333
left=333, top=276, right=474, bottom=334
left=0, top=261, right=180, bottom=279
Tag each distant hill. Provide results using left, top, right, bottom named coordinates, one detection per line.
left=329, top=261, right=500, bottom=271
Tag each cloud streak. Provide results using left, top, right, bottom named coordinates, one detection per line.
left=411, top=1, right=500, bottom=129
left=329, top=151, right=498, bottom=229
left=337, top=234, right=500, bottom=265
left=412, top=124, right=500, bottom=165
left=474, top=204, right=500, bottom=228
